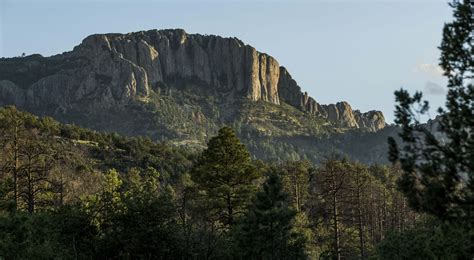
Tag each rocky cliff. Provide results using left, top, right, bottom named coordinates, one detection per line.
left=0, top=29, right=385, bottom=131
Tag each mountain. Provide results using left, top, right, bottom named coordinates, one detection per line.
left=0, top=29, right=394, bottom=163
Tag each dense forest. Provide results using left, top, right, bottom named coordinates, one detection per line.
left=0, top=106, right=470, bottom=259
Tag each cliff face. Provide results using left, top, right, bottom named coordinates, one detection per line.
left=0, top=29, right=385, bottom=131
left=74, top=29, right=282, bottom=105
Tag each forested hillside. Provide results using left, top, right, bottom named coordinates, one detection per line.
left=0, top=106, right=469, bottom=259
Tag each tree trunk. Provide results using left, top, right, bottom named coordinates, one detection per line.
left=357, top=186, right=365, bottom=260
left=333, top=192, right=340, bottom=260
left=27, top=165, right=35, bottom=214
left=13, top=124, right=19, bottom=212
left=332, top=172, right=341, bottom=260
left=295, top=180, right=300, bottom=212
left=227, top=193, right=233, bottom=226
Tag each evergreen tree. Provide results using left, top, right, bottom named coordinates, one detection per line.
left=235, top=173, right=306, bottom=259
left=0, top=107, right=59, bottom=213
left=0, top=106, right=34, bottom=212
left=82, top=169, right=123, bottom=231
left=313, top=158, right=350, bottom=260
left=100, top=168, right=181, bottom=258
left=376, top=217, right=474, bottom=259
left=388, top=0, right=473, bottom=222
left=191, top=127, right=260, bottom=227
left=278, top=160, right=312, bottom=213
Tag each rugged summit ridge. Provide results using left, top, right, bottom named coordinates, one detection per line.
left=76, top=29, right=283, bottom=105
left=0, top=29, right=385, bottom=131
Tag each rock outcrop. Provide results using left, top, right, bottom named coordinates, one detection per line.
left=0, top=29, right=385, bottom=131
left=318, top=102, right=385, bottom=130
left=0, top=80, right=25, bottom=107
left=277, top=68, right=385, bottom=131
left=73, top=29, right=284, bottom=105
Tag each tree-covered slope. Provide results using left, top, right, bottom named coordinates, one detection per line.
left=0, top=106, right=416, bottom=259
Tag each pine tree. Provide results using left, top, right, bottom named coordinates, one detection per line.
left=191, top=127, right=259, bottom=227
left=0, top=107, right=58, bottom=213
left=278, top=160, right=312, bottom=213
left=0, top=106, right=32, bottom=212
left=235, top=173, right=306, bottom=259
left=388, top=0, right=473, bottom=222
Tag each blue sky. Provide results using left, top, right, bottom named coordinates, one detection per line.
left=0, top=0, right=452, bottom=123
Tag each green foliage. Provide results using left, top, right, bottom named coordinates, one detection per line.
left=0, top=106, right=61, bottom=213
left=236, top=100, right=333, bottom=137
left=388, top=0, right=473, bottom=222
left=277, top=160, right=313, bottom=212
left=83, top=169, right=123, bottom=230
left=0, top=106, right=195, bottom=258
left=235, top=173, right=306, bottom=259
left=0, top=208, right=96, bottom=259
left=191, top=127, right=260, bottom=226
left=93, top=168, right=182, bottom=258
left=0, top=106, right=469, bottom=258
left=376, top=218, right=474, bottom=259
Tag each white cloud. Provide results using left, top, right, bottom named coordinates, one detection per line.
left=424, top=81, right=445, bottom=95
left=414, top=63, right=445, bottom=76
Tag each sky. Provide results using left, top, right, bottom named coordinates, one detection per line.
left=0, top=0, right=453, bottom=123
